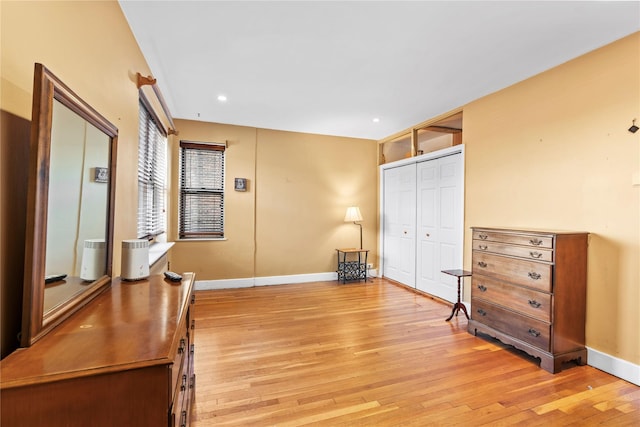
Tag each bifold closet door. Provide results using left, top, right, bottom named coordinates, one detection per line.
left=415, top=154, right=463, bottom=302
left=382, top=163, right=416, bottom=287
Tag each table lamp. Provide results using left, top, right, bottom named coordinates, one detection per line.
left=344, top=206, right=363, bottom=249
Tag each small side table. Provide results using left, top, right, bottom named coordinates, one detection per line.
left=442, top=269, right=471, bottom=321
left=336, top=248, right=369, bottom=284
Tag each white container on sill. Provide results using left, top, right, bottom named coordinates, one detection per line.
left=121, top=239, right=149, bottom=281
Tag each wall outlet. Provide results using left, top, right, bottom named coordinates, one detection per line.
left=367, top=263, right=373, bottom=269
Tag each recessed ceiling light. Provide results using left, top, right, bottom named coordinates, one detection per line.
left=217, top=95, right=227, bottom=102
left=373, top=118, right=380, bottom=123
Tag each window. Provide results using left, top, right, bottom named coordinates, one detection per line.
left=179, top=141, right=225, bottom=239
left=137, top=99, right=167, bottom=240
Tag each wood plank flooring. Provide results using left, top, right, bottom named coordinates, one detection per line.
left=191, top=278, right=639, bottom=426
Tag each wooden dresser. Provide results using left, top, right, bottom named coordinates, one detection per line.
left=0, top=273, right=196, bottom=426
left=468, top=228, right=588, bottom=373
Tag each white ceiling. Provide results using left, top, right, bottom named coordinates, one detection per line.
left=119, top=1, right=640, bottom=140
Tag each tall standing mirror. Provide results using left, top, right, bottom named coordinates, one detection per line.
left=21, top=63, right=118, bottom=346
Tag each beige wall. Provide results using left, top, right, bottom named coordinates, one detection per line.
left=169, top=120, right=378, bottom=280
left=462, top=33, right=639, bottom=364
left=0, top=0, right=151, bottom=356
left=168, top=120, right=258, bottom=280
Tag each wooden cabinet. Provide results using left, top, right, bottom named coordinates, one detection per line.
left=0, top=273, right=196, bottom=426
left=468, top=228, right=588, bottom=373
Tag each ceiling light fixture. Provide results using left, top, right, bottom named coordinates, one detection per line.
left=217, top=95, right=227, bottom=102
left=372, top=118, right=380, bottom=123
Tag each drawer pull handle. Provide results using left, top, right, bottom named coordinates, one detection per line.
left=181, top=374, right=187, bottom=391
left=477, top=284, right=487, bottom=292
left=529, top=238, right=543, bottom=246
left=478, top=245, right=488, bottom=250
left=190, top=374, right=196, bottom=389
left=528, top=328, right=541, bottom=337
left=476, top=309, right=487, bottom=316
left=178, top=338, right=186, bottom=354
left=528, top=272, right=541, bottom=280
left=478, top=234, right=488, bottom=240
left=190, top=343, right=195, bottom=355
left=529, top=251, right=543, bottom=259
left=477, top=261, right=487, bottom=268
left=191, top=294, right=196, bottom=304
left=528, top=300, right=541, bottom=308
left=191, top=319, right=195, bottom=330
left=180, top=410, right=187, bottom=427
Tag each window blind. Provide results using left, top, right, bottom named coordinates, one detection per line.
left=179, top=141, right=225, bottom=238
left=137, top=99, right=167, bottom=239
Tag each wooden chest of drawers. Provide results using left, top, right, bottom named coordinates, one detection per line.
left=468, top=227, right=588, bottom=373
left=1, top=273, right=196, bottom=426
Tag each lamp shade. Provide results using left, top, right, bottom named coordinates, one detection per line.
left=344, top=206, right=363, bottom=222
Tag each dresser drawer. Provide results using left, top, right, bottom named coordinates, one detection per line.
left=171, top=379, right=188, bottom=427
left=472, top=252, right=552, bottom=292
left=473, top=230, right=553, bottom=249
left=472, top=299, right=551, bottom=351
left=472, top=276, right=551, bottom=322
left=170, top=333, right=188, bottom=403
left=473, top=240, right=553, bottom=262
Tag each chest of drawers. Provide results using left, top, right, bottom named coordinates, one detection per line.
left=468, top=228, right=588, bottom=373
left=1, top=273, right=196, bottom=426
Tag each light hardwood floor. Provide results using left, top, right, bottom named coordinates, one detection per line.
left=192, top=278, right=639, bottom=426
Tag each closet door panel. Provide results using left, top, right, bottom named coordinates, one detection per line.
left=439, top=157, right=461, bottom=245
left=382, top=164, right=416, bottom=286
left=382, top=168, right=401, bottom=282
left=416, top=154, right=463, bottom=302
left=437, top=155, right=463, bottom=301
left=416, top=161, right=438, bottom=293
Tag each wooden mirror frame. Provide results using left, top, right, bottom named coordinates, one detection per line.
left=21, top=63, right=118, bottom=346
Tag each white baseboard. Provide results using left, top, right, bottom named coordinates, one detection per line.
left=255, top=272, right=336, bottom=286
left=195, top=277, right=256, bottom=290
left=195, top=269, right=379, bottom=291
left=195, top=271, right=335, bottom=291
left=587, top=346, right=640, bottom=386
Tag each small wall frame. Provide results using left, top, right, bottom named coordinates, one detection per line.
left=94, top=167, right=109, bottom=183
left=234, top=178, right=247, bottom=192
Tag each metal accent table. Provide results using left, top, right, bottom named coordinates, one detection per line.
left=336, top=248, right=369, bottom=283
left=442, top=269, right=471, bottom=321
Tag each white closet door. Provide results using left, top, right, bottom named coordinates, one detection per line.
left=382, top=163, right=416, bottom=287
left=416, top=154, right=463, bottom=302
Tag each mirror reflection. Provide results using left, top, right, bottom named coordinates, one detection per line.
left=43, top=99, right=110, bottom=314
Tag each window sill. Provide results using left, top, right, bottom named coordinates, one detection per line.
left=176, top=238, right=228, bottom=242
left=149, top=242, right=175, bottom=266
